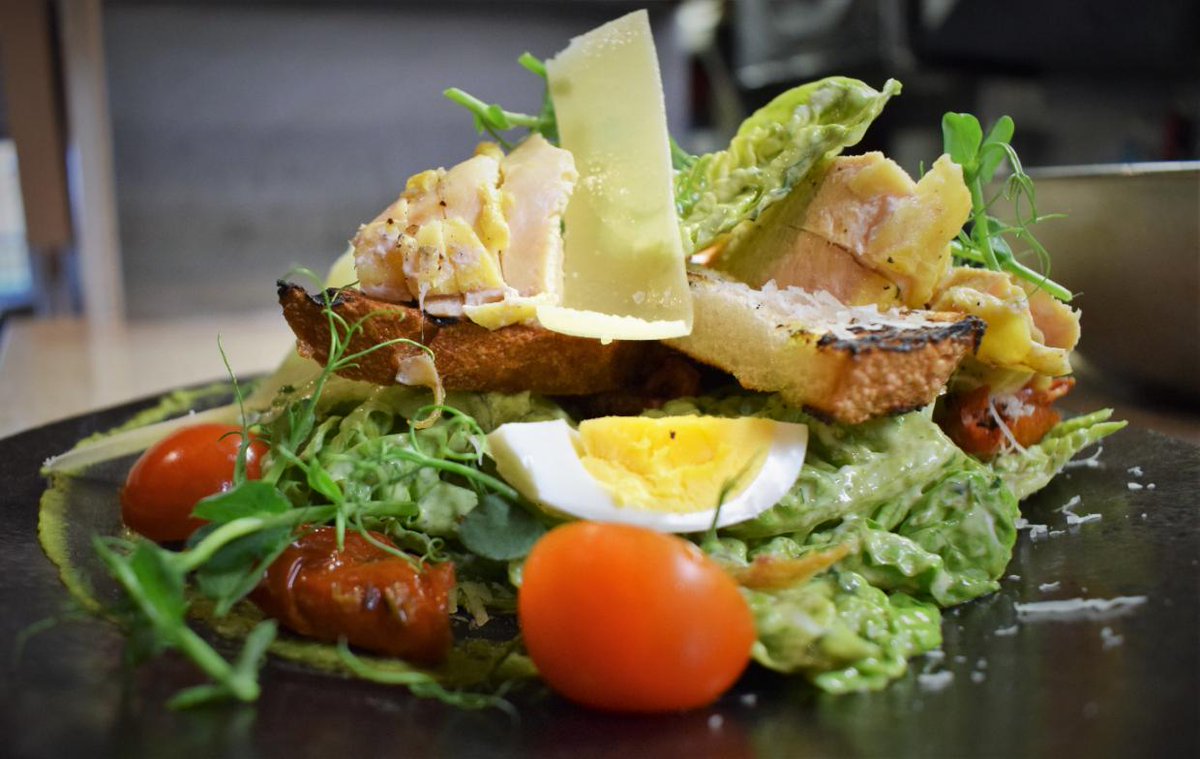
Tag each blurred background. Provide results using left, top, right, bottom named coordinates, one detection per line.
left=0, top=0, right=1197, bottom=434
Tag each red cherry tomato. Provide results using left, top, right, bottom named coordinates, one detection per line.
left=121, top=423, right=266, bottom=542
left=937, top=377, right=1074, bottom=459
left=252, top=527, right=455, bottom=666
left=518, top=522, right=756, bottom=712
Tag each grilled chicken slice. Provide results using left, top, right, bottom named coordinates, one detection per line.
left=666, top=267, right=985, bottom=424
left=930, top=267, right=1080, bottom=382
left=351, top=135, right=576, bottom=322
left=714, top=153, right=970, bottom=309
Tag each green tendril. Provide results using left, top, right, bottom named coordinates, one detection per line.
left=941, top=112, right=1072, bottom=302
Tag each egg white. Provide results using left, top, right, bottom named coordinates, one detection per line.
left=486, top=418, right=807, bottom=533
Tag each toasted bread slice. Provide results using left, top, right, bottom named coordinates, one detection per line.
left=278, top=282, right=678, bottom=396
left=666, top=267, right=984, bottom=424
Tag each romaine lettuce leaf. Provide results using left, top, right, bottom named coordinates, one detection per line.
left=745, top=570, right=941, bottom=693
left=753, top=469, right=1015, bottom=609
left=675, top=388, right=1021, bottom=685
left=989, top=409, right=1126, bottom=501
left=675, top=77, right=900, bottom=252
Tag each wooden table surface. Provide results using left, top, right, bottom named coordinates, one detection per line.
left=0, top=311, right=294, bottom=439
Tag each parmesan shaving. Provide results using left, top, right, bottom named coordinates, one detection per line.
left=755, top=280, right=946, bottom=341
left=1057, top=495, right=1102, bottom=526
left=1014, top=596, right=1148, bottom=620
left=917, top=670, right=955, bottom=691
left=1065, top=445, right=1105, bottom=470
left=986, top=395, right=1027, bottom=456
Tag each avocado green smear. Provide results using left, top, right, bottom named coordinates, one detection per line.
left=674, top=76, right=901, bottom=252
left=745, top=571, right=942, bottom=693
left=40, top=385, right=231, bottom=617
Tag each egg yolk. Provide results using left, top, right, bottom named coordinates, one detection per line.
left=575, top=416, right=773, bottom=514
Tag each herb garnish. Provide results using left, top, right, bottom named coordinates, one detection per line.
left=941, top=112, right=1072, bottom=301
left=89, top=280, right=518, bottom=710
left=443, top=53, right=558, bottom=147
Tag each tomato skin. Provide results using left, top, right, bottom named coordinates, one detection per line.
left=252, top=527, right=455, bottom=665
left=937, top=378, right=1074, bottom=459
left=518, top=522, right=756, bottom=713
left=121, top=423, right=266, bottom=542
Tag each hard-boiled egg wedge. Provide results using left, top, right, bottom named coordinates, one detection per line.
left=487, top=416, right=807, bottom=533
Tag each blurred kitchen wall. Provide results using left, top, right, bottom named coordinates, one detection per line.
left=4, top=0, right=1195, bottom=323
left=721, top=0, right=1199, bottom=173
left=104, top=0, right=687, bottom=320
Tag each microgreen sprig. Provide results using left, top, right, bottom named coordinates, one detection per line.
left=942, top=112, right=1072, bottom=301
left=443, top=53, right=557, bottom=148
left=92, top=276, right=518, bottom=710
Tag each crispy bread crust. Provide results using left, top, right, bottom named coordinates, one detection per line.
left=278, top=283, right=671, bottom=395
left=667, top=268, right=985, bottom=424
left=808, top=316, right=984, bottom=423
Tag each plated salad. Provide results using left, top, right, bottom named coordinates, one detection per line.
left=41, top=10, right=1124, bottom=713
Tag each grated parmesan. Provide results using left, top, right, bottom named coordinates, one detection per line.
left=917, top=670, right=955, bottom=692
left=1058, top=495, right=1102, bottom=526
left=1065, top=446, right=1105, bottom=470
left=1100, top=627, right=1124, bottom=649
left=756, top=280, right=946, bottom=341
left=1015, top=596, right=1147, bottom=621
left=986, top=396, right=1027, bottom=455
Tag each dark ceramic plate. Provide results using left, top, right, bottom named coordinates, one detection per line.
left=2, top=395, right=1197, bottom=758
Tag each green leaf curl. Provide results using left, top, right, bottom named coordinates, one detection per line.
left=458, top=494, right=547, bottom=562
left=941, top=112, right=983, bottom=172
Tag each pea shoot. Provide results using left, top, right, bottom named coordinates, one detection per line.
left=942, top=112, right=1072, bottom=301
left=91, top=278, right=520, bottom=711
left=443, top=53, right=557, bottom=147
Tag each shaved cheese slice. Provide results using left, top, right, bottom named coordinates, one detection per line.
left=536, top=306, right=688, bottom=343
left=542, top=10, right=692, bottom=341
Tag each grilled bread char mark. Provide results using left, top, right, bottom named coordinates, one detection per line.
left=667, top=267, right=986, bottom=425
left=277, top=282, right=684, bottom=397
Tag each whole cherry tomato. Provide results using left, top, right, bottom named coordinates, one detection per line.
left=252, top=527, right=455, bottom=665
left=518, top=522, right=756, bottom=712
left=121, top=423, right=266, bottom=542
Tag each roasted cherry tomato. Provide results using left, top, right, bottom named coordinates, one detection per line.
left=252, top=527, right=455, bottom=665
left=937, top=378, right=1074, bottom=458
left=518, top=522, right=756, bottom=712
left=121, top=423, right=266, bottom=542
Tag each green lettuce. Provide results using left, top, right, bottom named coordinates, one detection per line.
left=675, top=77, right=901, bottom=252
left=989, top=409, right=1126, bottom=500
left=266, top=386, right=567, bottom=542
left=744, top=570, right=941, bottom=693
left=674, top=391, right=1023, bottom=689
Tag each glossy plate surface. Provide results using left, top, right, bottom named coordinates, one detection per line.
left=1, top=394, right=1197, bottom=758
